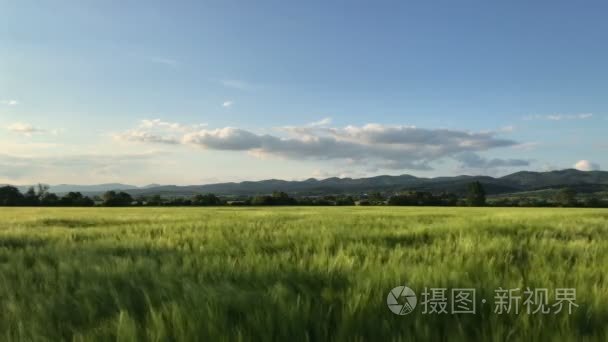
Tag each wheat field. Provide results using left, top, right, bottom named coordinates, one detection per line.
left=0, top=207, right=606, bottom=341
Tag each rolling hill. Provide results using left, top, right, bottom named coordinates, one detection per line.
left=123, top=169, right=608, bottom=197
left=8, top=169, right=607, bottom=197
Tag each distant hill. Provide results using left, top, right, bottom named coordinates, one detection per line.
left=122, top=169, right=608, bottom=197
left=6, top=169, right=606, bottom=197
left=500, top=169, right=608, bottom=188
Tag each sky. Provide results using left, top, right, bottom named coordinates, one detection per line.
left=1, top=0, right=607, bottom=186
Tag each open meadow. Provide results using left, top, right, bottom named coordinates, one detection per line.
left=0, top=207, right=607, bottom=341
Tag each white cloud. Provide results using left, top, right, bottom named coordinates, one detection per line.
left=139, top=118, right=207, bottom=131
left=114, top=130, right=181, bottom=145
left=524, top=113, right=593, bottom=121
left=222, top=100, right=233, bottom=108
left=308, top=117, right=332, bottom=127
left=574, top=160, right=600, bottom=171
left=1, top=100, right=19, bottom=106
left=140, top=119, right=187, bottom=130
left=454, top=151, right=530, bottom=169
left=7, top=122, right=46, bottom=136
left=148, top=56, right=178, bottom=67
left=113, top=118, right=206, bottom=144
left=220, top=79, right=254, bottom=90
left=116, top=120, right=526, bottom=172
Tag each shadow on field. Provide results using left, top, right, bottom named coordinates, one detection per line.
left=0, top=236, right=49, bottom=249
left=24, top=218, right=158, bottom=228
left=22, top=218, right=187, bottom=229
left=5, top=242, right=354, bottom=341
left=484, top=223, right=606, bottom=242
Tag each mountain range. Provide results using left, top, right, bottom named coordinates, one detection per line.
left=10, top=169, right=607, bottom=197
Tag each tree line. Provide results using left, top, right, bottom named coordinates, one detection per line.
left=0, top=185, right=95, bottom=206
left=0, top=182, right=606, bottom=207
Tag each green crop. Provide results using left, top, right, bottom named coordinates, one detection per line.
left=0, top=207, right=606, bottom=341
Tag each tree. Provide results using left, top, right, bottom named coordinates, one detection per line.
left=22, top=186, right=40, bottom=206
left=335, top=196, right=355, bottom=206
left=36, top=184, right=50, bottom=198
left=368, top=192, right=385, bottom=205
left=467, top=181, right=486, bottom=206
left=146, top=195, right=163, bottom=206
left=102, top=191, right=133, bottom=206
left=165, top=197, right=191, bottom=206
left=387, top=191, right=458, bottom=206
left=438, top=192, right=458, bottom=206
left=251, top=192, right=296, bottom=205
left=39, top=193, right=60, bottom=206
left=251, top=195, right=273, bottom=205
left=554, top=188, right=576, bottom=207
left=0, top=186, right=24, bottom=206
left=60, top=192, right=94, bottom=206
left=192, top=193, right=222, bottom=206
left=584, top=196, right=603, bottom=208
left=271, top=191, right=296, bottom=205
left=388, top=193, right=416, bottom=206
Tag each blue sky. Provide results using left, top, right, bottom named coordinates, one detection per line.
left=1, top=0, right=606, bottom=185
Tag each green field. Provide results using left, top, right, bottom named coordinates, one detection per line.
left=0, top=207, right=607, bottom=341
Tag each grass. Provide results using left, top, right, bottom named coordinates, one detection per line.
left=0, top=207, right=607, bottom=341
